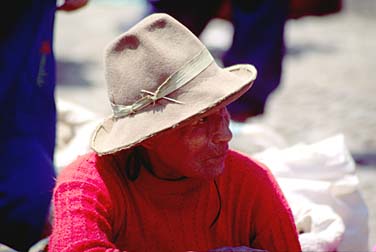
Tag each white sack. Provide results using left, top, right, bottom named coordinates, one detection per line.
left=253, top=134, right=369, bottom=252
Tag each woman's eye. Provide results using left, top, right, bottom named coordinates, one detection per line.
left=193, top=117, right=208, bottom=125
left=198, top=118, right=206, bottom=124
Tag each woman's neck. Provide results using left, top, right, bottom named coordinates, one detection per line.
left=146, top=150, right=186, bottom=181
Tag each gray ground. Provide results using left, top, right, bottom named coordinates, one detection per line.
left=54, top=0, right=376, bottom=249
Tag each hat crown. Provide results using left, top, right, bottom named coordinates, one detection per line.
left=105, top=14, right=206, bottom=107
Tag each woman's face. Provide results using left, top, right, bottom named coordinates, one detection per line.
left=143, top=107, right=232, bottom=180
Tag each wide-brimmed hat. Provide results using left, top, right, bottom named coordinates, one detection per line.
left=91, top=13, right=257, bottom=155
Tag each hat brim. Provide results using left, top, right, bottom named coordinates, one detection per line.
left=91, top=63, right=257, bottom=155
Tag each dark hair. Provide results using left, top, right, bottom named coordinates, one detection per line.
left=124, top=146, right=147, bottom=181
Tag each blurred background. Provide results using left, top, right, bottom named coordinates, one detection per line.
left=54, top=0, right=376, bottom=249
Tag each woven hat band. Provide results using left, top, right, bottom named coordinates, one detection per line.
left=111, top=48, right=214, bottom=119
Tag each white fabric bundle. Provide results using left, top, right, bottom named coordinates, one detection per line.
left=252, top=134, right=369, bottom=252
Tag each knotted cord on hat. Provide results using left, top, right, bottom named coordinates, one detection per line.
left=111, top=48, right=214, bottom=119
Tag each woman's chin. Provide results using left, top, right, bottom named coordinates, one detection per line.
left=193, top=164, right=225, bottom=180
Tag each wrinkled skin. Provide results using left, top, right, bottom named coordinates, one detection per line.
left=142, top=107, right=232, bottom=180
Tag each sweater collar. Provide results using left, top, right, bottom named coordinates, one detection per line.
left=133, top=165, right=207, bottom=195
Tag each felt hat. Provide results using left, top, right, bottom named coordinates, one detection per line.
left=91, top=13, right=257, bottom=155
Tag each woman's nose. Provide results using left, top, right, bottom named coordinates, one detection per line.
left=212, top=118, right=232, bottom=144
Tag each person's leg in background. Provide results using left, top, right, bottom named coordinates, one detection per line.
left=224, top=0, right=288, bottom=121
left=0, top=0, right=57, bottom=250
left=0, top=139, right=56, bottom=251
left=147, top=0, right=223, bottom=36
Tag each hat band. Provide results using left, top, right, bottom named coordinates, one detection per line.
left=111, top=48, right=214, bottom=119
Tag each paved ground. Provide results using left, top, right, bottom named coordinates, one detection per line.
left=54, top=0, right=376, bottom=249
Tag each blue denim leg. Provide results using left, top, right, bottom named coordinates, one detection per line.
left=146, top=0, right=222, bottom=35
left=224, top=0, right=288, bottom=117
left=0, top=138, right=55, bottom=251
left=0, top=0, right=57, bottom=250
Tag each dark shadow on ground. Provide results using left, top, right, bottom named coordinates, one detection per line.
left=352, top=152, right=376, bottom=166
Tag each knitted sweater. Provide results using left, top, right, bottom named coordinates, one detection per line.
left=49, top=149, right=301, bottom=252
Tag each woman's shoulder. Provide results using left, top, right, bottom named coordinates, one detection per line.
left=226, top=150, right=269, bottom=172
left=56, top=151, right=116, bottom=185
left=224, top=149, right=275, bottom=184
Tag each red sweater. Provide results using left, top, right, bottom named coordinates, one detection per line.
left=49, top=150, right=301, bottom=252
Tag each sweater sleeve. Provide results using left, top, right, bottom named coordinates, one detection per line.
left=250, top=160, right=301, bottom=252
left=48, top=155, right=127, bottom=252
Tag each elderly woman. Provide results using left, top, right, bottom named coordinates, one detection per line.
left=49, top=13, right=301, bottom=252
